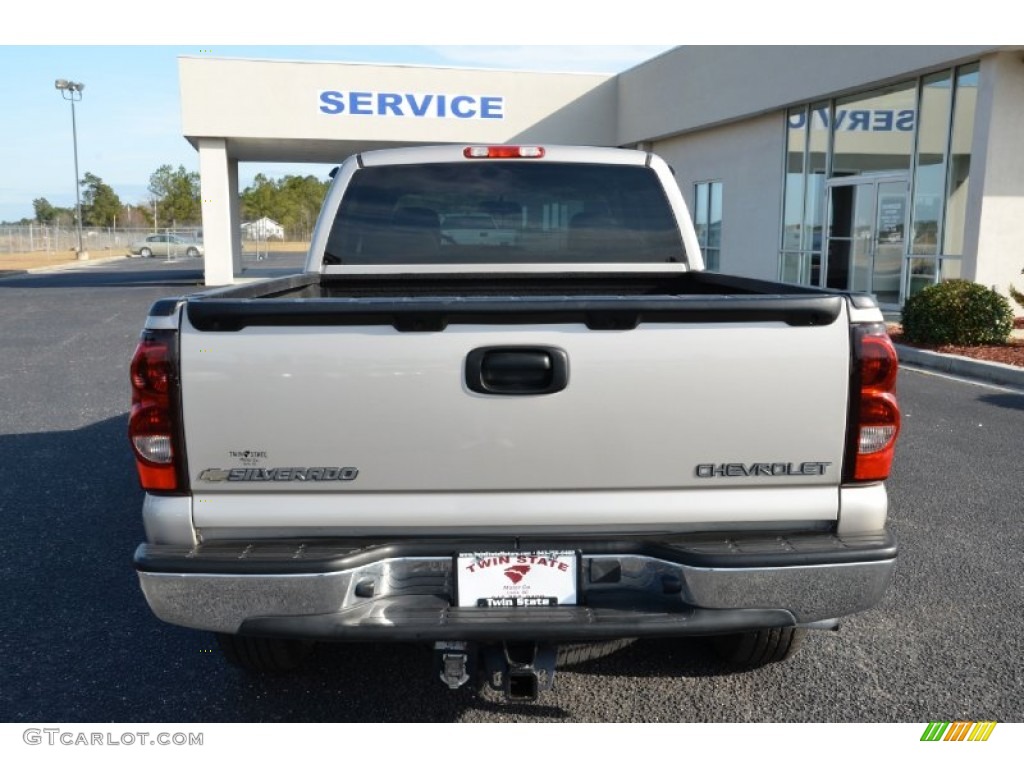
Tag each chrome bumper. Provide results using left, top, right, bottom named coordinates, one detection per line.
left=135, top=533, right=896, bottom=640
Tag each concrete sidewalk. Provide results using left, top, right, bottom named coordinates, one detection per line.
left=896, top=342, right=1024, bottom=390
left=0, top=253, right=129, bottom=278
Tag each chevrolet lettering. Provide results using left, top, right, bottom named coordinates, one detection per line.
left=131, top=144, right=901, bottom=701
left=695, top=462, right=832, bottom=478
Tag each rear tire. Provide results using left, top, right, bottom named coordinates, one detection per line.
left=556, top=638, right=636, bottom=667
left=215, top=633, right=315, bottom=673
left=711, top=627, right=805, bottom=668
left=186, top=247, right=199, bottom=258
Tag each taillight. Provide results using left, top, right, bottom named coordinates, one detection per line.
left=129, top=330, right=183, bottom=492
left=846, top=323, right=901, bottom=482
left=463, top=145, right=545, bottom=159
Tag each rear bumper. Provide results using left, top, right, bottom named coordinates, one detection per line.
left=135, top=531, right=896, bottom=642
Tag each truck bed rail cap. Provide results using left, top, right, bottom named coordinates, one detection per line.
left=322, top=263, right=687, bottom=276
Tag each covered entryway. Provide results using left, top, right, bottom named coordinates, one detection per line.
left=179, top=57, right=618, bottom=285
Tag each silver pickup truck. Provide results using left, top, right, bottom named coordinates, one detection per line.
left=130, top=144, right=900, bottom=700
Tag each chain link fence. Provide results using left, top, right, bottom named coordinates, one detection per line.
left=0, top=225, right=202, bottom=255
left=2, top=226, right=310, bottom=252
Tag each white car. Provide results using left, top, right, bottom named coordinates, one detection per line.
left=131, top=234, right=204, bottom=258
left=441, top=213, right=518, bottom=247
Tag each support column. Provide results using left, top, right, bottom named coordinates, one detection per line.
left=962, top=52, right=1024, bottom=298
left=198, top=138, right=242, bottom=285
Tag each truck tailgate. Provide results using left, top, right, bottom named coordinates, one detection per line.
left=180, top=301, right=851, bottom=532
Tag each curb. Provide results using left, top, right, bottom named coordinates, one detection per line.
left=895, top=344, right=1024, bottom=390
left=0, top=254, right=130, bottom=278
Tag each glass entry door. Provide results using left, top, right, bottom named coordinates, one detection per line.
left=825, top=176, right=907, bottom=306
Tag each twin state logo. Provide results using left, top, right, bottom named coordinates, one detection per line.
left=920, top=721, right=997, bottom=742
left=503, top=564, right=531, bottom=584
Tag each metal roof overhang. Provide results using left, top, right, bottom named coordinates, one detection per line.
left=183, top=136, right=421, bottom=163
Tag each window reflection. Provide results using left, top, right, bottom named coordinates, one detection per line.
left=907, top=257, right=938, bottom=297
left=694, top=181, right=723, bottom=271
left=944, top=63, right=979, bottom=256
left=782, top=107, right=806, bottom=253
left=912, top=73, right=952, bottom=255
left=832, top=82, right=916, bottom=177
left=805, top=101, right=829, bottom=259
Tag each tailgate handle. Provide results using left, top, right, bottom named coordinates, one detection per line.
left=466, top=347, right=568, bottom=396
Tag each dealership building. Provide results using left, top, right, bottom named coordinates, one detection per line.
left=181, top=46, right=1024, bottom=309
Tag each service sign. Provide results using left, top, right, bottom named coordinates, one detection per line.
left=318, top=90, right=505, bottom=120
left=456, top=551, right=577, bottom=608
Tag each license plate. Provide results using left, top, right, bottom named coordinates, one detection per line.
left=455, top=550, right=578, bottom=608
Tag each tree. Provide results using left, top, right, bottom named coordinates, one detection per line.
left=278, top=175, right=330, bottom=240
left=240, top=173, right=330, bottom=240
left=80, top=172, right=123, bottom=227
left=241, top=173, right=277, bottom=220
left=33, top=197, right=57, bottom=224
left=148, top=164, right=200, bottom=225
left=32, top=197, right=73, bottom=226
left=122, top=203, right=153, bottom=229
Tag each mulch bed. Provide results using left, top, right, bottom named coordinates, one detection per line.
left=888, top=324, right=1024, bottom=369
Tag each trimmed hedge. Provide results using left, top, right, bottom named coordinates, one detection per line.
left=902, top=279, right=1013, bottom=346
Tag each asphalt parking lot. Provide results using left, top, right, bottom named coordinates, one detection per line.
left=1, top=256, right=1022, bottom=723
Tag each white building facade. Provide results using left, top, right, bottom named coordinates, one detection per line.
left=181, top=46, right=1024, bottom=309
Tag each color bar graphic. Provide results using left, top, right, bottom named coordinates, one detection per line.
left=921, top=721, right=996, bottom=741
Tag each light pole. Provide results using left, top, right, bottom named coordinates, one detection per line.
left=54, top=79, right=87, bottom=260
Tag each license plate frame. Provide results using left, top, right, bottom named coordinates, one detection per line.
left=454, top=550, right=579, bottom=608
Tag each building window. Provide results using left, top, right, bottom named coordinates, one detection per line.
left=694, top=181, right=722, bottom=270
left=778, top=62, right=979, bottom=304
left=911, top=71, right=953, bottom=257
left=781, top=106, right=806, bottom=282
left=832, top=80, right=916, bottom=177
left=942, top=62, right=979, bottom=259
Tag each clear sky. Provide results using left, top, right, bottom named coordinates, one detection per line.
left=0, top=44, right=674, bottom=223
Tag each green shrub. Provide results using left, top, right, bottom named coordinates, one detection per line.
left=1009, top=283, right=1024, bottom=310
left=902, top=279, right=1013, bottom=346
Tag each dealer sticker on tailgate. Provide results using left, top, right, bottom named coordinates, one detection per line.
left=456, top=551, right=577, bottom=608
